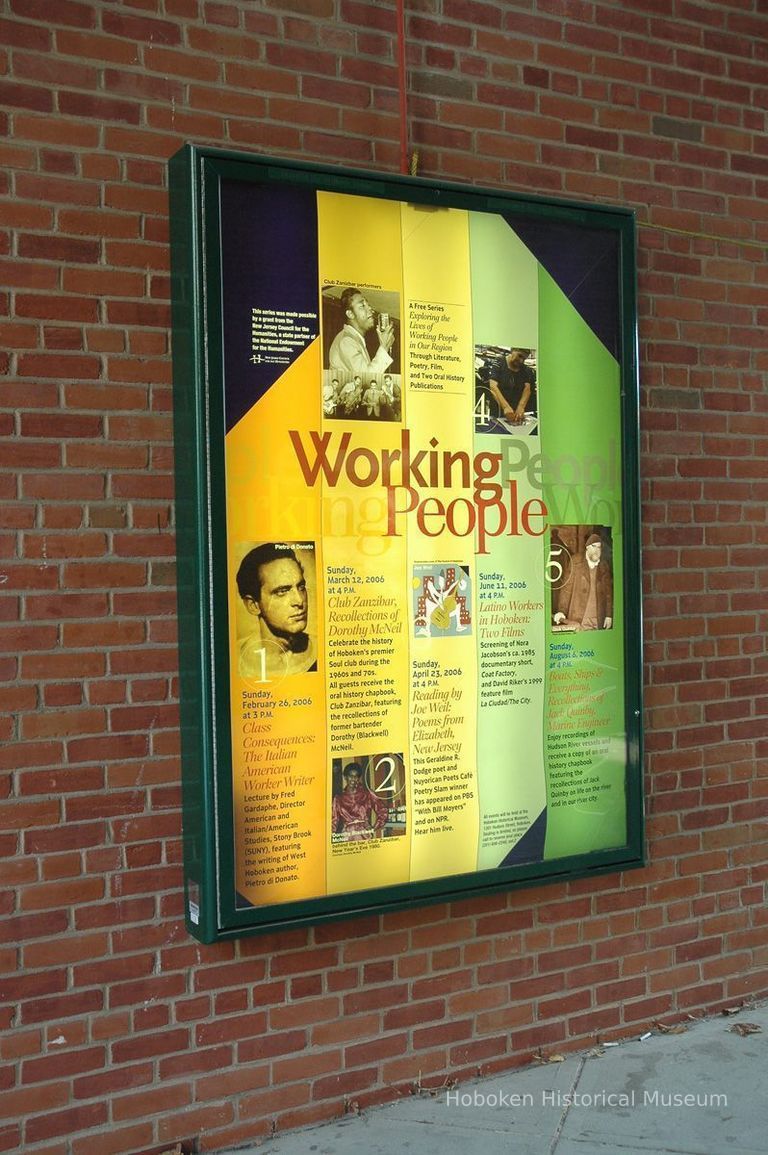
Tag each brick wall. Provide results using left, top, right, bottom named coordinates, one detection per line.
left=2, top=1, right=767, bottom=1152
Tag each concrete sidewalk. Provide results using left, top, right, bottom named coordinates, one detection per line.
left=242, top=999, right=768, bottom=1155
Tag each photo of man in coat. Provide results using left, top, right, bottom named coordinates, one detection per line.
left=552, top=531, right=613, bottom=631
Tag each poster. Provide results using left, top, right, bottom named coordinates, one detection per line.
left=170, top=149, right=642, bottom=941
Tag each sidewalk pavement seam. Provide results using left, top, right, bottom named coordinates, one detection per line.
left=550, top=1054, right=587, bottom=1154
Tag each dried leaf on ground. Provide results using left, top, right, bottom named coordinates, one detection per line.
left=654, top=1021, right=688, bottom=1035
left=729, top=1022, right=762, bottom=1037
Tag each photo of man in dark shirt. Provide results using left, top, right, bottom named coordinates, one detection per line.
left=488, top=347, right=537, bottom=424
left=475, top=344, right=538, bottom=436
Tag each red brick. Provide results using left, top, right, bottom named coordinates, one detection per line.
left=19, top=874, right=105, bottom=912
left=102, top=10, right=181, bottom=45
left=71, top=1123, right=154, bottom=1155
left=26, top=1103, right=107, bottom=1144
left=0, top=1084, right=69, bottom=1122
left=21, top=989, right=104, bottom=1025
left=63, top=561, right=146, bottom=589
left=156, top=1103, right=234, bottom=1143
left=158, top=1044, right=231, bottom=1081
left=111, top=1082, right=191, bottom=1122
left=193, top=1062, right=270, bottom=1104
left=111, top=1028, right=190, bottom=1066
left=21, top=1045, right=105, bottom=1085
left=311, top=1066, right=378, bottom=1101
left=22, top=708, right=106, bottom=741
left=270, top=997, right=339, bottom=1031
left=270, top=946, right=339, bottom=977
left=0, top=80, right=53, bottom=114
left=195, top=1012, right=268, bottom=1048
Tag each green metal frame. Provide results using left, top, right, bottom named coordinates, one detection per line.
left=169, top=144, right=644, bottom=944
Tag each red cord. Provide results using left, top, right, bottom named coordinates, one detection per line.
left=396, top=0, right=408, bottom=174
